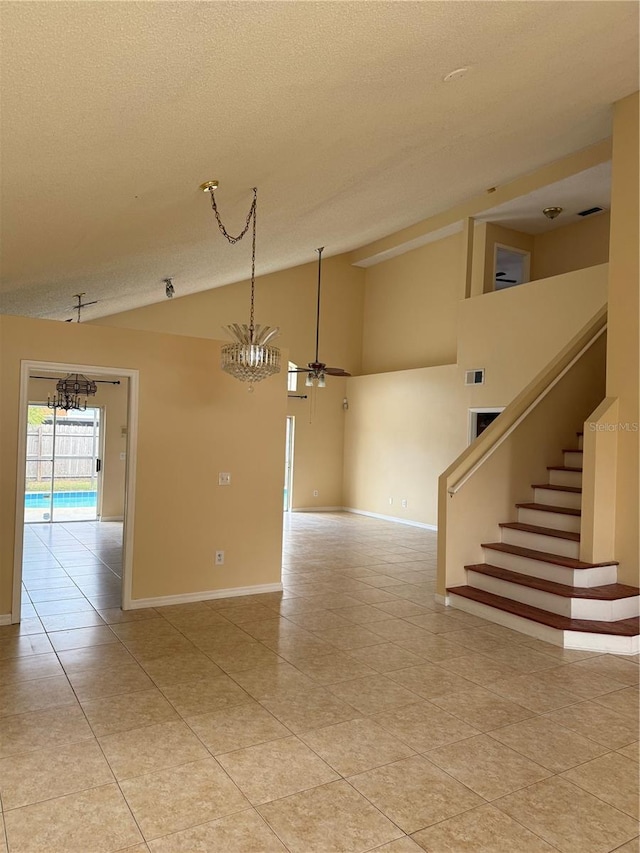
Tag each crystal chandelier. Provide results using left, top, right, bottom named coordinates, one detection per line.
left=201, top=182, right=281, bottom=390
left=48, top=373, right=97, bottom=412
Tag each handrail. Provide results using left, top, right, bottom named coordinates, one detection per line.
left=446, top=306, right=607, bottom=497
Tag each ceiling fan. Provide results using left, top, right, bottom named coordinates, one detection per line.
left=289, top=247, right=351, bottom=387
left=495, top=271, right=517, bottom=284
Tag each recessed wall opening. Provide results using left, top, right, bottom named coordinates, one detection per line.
left=468, top=407, right=505, bottom=444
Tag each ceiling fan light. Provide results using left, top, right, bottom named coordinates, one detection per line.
left=305, top=373, right=314, bottom=387
left=317, top=373, right=326, bottom=388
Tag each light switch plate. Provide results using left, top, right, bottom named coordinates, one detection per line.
left=218, top=472, right=231, bottom=486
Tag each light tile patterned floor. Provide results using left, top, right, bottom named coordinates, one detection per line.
left=0, top=513, right=638, bottom=852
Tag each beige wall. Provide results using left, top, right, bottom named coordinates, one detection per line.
left=343, top=365, right=467, bottom=527
left=99, top=380, right=129, bottom=519
left=0, top=315, right=287, bottom=617
left=288, top=380, right=347, bottom=509
left=344, top=265, right=608, bottom=531
left=93, top=255, right=364, bottom=511
left=532, top=211, right=610, bottom=281
left=606, top=92, right=639, bottom=585
left=361, top=233, right=462, bottom=374
left=26, top=377, right=128, bottom=520
left=458, top=263, right=609, bottom=408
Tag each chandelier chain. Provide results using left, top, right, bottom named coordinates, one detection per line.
left=208, top=187, right=258, bottom=334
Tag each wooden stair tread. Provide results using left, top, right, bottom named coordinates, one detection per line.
left=465, top=564, right=640, bottom=600
left=547, top=465, right=583, bottom=472
left=481, top=542, right=618, bottom=569
left=447, top=587, right=640, bottom=636
left=516, top=502, right=581, bottom=517
left=532, top=483, right=582, bottom=493
left=499, top=522, right=580, bottom=542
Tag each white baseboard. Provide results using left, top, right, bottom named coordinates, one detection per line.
left=434, top=593, right=449, bottom=607
left=100, top=516, right=124, bottom=522
left=291, top=506, right=343, bottom=513
left=0, top=613, right=12, bottom=626
left=129, top=582, right=283, bottom=611
left=343, top=507, right=438, bottom=531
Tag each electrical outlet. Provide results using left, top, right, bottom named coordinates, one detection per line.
left=401, top=499, right=407, bottom=508
left=218, top=472, right=231, bottom=486
left=215, top=550, right=224, bottom=565
left=313, top=490, right=319, bottom=497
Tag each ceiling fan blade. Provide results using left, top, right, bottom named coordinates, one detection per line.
left=287, top=368, right=308, bottom=373
left=324, top=367, right=351, bottom=376
left=495, top=271, right=506, bottom=277
left=496, top=278, right=517, bottom=283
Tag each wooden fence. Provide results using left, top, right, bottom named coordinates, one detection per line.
left=26, top=422, right=97, bottom=481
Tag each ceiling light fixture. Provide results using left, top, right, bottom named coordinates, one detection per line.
left=201, top=181, right=281, bottom=391
left=164, top=278, right=175, bottom=298
left=48, top=373, right=98, bottom=412
left=543, top=206, right=563, bottom=220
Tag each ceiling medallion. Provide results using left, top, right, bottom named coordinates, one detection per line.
left=201, top=182, right=281, bottom=391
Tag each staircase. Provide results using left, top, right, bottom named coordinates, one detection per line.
left=447, top=433, right=640, bottom=655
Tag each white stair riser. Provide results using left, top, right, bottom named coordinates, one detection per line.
left=564, top=451, right=583, bottom=467
left=468, top=571, right=572, bottom=617
left=564, top=630, right=639, bottom=654
left=533, top=487, right=582, bottom=509
left=447, top=593, right=639, bottom=655
left=501, top=527, right=580, bottom=559
left=467, top=571, right=640, bottom=621
left=549, top=469, right=583, bottom=487
left=577, top=434, right=584, bottom=450
left=447, top=593, right=562, bottom=644
left=517, top=507, right=581, bottom=533
left=481, top=547, right=617, bottom=587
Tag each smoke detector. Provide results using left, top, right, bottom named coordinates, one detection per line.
left=543, top=207, right=563, bottom=220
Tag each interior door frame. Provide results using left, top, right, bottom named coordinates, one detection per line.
left=13, top=360, right=139, bottom=621
left=284, top=415, right=295, bottom=512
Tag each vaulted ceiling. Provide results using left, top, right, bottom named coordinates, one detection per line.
left=1, top=1, right=638, bottom=320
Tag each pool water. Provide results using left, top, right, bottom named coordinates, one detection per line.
left=25, top=491, right=97, bottom=508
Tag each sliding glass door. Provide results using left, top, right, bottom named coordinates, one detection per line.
left=25, top=405, right=102, bottom=522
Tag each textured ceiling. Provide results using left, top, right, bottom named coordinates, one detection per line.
left=1, top=1, right=638, bottom=321
left=476, top=163, right=612, bottom=235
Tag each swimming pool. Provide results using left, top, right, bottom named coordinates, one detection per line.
left=25, top=490, right=97, bottom=508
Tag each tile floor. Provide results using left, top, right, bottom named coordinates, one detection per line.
left=0, top=513, right=638, bottom=853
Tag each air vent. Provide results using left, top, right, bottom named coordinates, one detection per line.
left=465, top=368, right=485, bottom=386
left=577, top=206, right=604, bottom=217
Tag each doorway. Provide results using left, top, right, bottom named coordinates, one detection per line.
left=13, top=361, right=139, bottom=621
left=25, top=404, right=102, bottom=523
left=493, top=245, right=531, bottom=290
left=284, top=415, right=295, bottom=511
